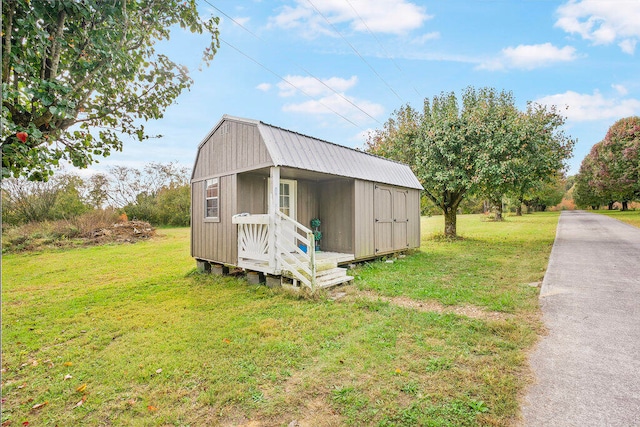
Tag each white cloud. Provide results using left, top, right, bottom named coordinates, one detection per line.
left=411, top=31, right=440, bottom=45
left=268, top=74, right=383, bottom=123
left=534, top=90, right=640, bottom=122
left=234, top=16, right=251, bottom=26
left=269, top=0, right=431, bottom=36
left=283, top=93, right=384, bottom=124
left=555, top=0, right=640, bottom=54
left=619, top=39, right=637, bottom=54
left=256, top=83, right=272, bottom=92
left=611, top=84, right=628, bottom=95
left=277, top=75, right=358, bottom=97
left=478, top=43, right=578, bottom=70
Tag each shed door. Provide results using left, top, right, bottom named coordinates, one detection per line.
left=374, top=185, right=394, bottom=254
left=393, top=190, right=409, bottom=250
left=268, top=179, right=298, bottom=247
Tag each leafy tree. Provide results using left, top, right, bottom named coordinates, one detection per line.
left=109, top=161, right=190, bottom=225
left=508, top=104, right=575, bottom=215
left=50, top=173, right=91, bottom=219
left=2, top=0, right=219, bottom=180
left=86, top=173, right=110, bottom=209
left=521, top=172, right=566, bottom=213
left=574, top=117, right=639, bottom=210
left=108, top=161, right=188, bottom=207
left=574, top=145, right=607, bottom=209
left=600, top=116, right=640, bottom=210
left=367, top=87, right=573, bottom=237
left=155, top=184, right=190, bottom=226
left=124, top=192, right=158, bottom=223
left=1, top=172, right=90, bottom=225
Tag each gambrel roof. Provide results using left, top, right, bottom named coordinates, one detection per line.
left=194, top=115, right=423, bottom=190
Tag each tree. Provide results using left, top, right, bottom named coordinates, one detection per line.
left=86, top=173, right=110, bottom=209
left=2, top=0, right=219, bottom=181
left=574, top=117, right=639, bottom=210
left=508, top=103, right=575, bottom=215
left=574, top=145, right=608, bottom=209
left=108, top=161, right=190, bottom=225
left=1, top=172, right=90, bottom=225
left=601, top=117, right=640, bottom=210
left=521, top=172, right=566, bottom=213
left=367, top=87, right=574, bottom=237
left=108, top=161, right=188, bottom=207
left=155, top=183, right=190, bottom=226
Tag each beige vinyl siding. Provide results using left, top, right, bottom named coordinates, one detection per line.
left=191, top=174, right=237, bottom=264
left=407, top=189, right=421, bottom=249
left=237, top=173, right=268, bottom=214
left=374, top=185, right=394, bottom=254
left=354, top=180, right=375, bottom=259
left=353, top=181, right=421, bottom=259
left=192, top=120, right=272, bottom=180
left=318, top=179, right=354, bottom=254
left=296, top=180, right=319, bottom=232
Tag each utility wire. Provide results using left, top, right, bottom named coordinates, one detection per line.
left=201, top=0, right=381, bottom=125
left=305, top=0, right=405, bottom=103
left=219, top=37, right=362, bottom=129
left=344, top=0, right=422, bottom=99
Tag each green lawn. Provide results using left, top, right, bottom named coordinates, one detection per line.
left=2, top=213, right=558, bottom=426
left=593, top=209, right=640, bottom=228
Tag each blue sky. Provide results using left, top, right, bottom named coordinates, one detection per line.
left=86, top=0, right=640, bottom=176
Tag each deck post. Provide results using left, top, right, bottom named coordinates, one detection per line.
left=269, top=166, right=280, bottom=272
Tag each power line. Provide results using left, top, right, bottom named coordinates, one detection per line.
left=305, top=0, right=405, bottom=104
left=219, top=37, right=362, bottom=129
left=201, top=0, right=381, bottom=125
left=344, top=0, right=422, bottom=99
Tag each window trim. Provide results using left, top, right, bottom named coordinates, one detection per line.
left=204, top=178, right=220, bottom=222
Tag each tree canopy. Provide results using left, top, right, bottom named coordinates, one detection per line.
left=2, top=0, right=219, bottom=180
left=367, top=87, right=574, bottom=237
left=574, top=116, right=640, bottom=210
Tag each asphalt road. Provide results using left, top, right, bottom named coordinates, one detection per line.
left=521, top=210, right=640, bottom=426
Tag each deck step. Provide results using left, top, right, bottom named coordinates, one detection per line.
left=317, top=274, right=354, bottom=289
left=316, top=267, right=353, bottom=289
left=316, top=267, right=347, bottom=280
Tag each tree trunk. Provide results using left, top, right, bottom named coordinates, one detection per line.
left=492, top=198, right=503, bottom=221
left=444, top=207, right=457, bottom=238
left=515, top=196, right=524, bottom=216
left=622, top=201, right=628, bottom=211
left=608, top=201, right=614, bottom=210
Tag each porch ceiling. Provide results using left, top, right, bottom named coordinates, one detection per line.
left=243, top=166, right=354, bottom=183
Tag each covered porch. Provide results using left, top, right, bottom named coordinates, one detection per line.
left=232, top=166, right=355, bottom=292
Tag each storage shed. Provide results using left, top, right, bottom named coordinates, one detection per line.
left=191, top=115, right=423, bottom=291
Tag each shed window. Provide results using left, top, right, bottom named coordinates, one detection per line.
left=205, top=178, right=219, bottom=221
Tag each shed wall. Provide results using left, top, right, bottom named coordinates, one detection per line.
left=191, top=174, right=237, bottom=265
left=354, top=180, right=375, bottom=258
left=296, top=179, right=319, bottom=231
left=318, top=180, right=354, bottom=254
left=353, top=180, right=421, bottom=259
left=192, top=120, right=272, bottom=180
left=407, top=189, right=421, bottom=249
left=237, top=173, right=267, bottom=214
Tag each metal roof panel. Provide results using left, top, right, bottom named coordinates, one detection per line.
left=257, top=121, right=423, bottom=190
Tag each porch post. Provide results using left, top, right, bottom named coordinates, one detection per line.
left=269, top=167, right=280, bottom=272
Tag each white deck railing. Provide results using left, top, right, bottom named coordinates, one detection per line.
left=232, top=212, right=316, bottom=291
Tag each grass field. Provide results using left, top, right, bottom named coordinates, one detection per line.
left=1, top=213, right=559, bottom=426
left=593, top=209, right=640, bottom=228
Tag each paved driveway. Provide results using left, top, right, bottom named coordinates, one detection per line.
left=521, top=211, right=640, bottom=426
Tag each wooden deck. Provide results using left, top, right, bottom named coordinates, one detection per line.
left=233, top=211, right=355, bottom=291
left=239, top=251, right=354, bottom=273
